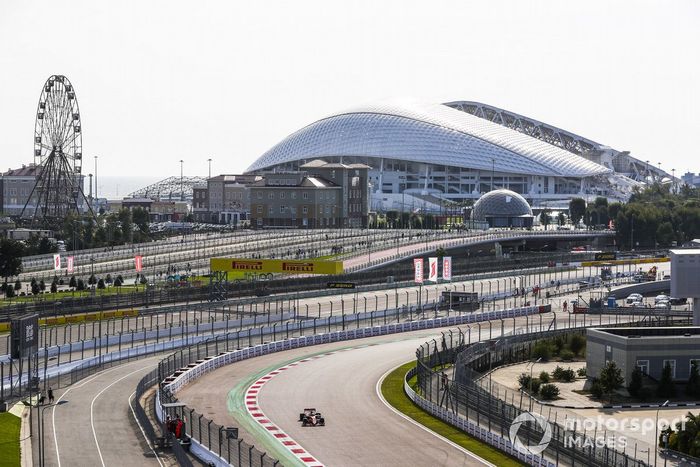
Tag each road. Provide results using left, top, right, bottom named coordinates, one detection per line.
left=37, top=356, right=167, bottom=467
left=176, top=308, right=629, bottom=466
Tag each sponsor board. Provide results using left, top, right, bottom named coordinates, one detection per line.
left=414, top=258, right=423, bottom=284
left=210, top=257, right=343, bottom=275
left=326, top=282, right=356, bottom=289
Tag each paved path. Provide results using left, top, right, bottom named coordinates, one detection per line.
left=38, top=356, right=167, bottom=467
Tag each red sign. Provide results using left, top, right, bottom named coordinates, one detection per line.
left=67, top=256, right=74, bottom=274
left=414, top=258, right=423, bottom=284
left=428, top=257, right=438, bottom=283
left=134, top=255, right=143, bottom=272
left=53, top=254, right=61, bottom=271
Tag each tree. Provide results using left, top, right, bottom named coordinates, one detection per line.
left=5, top=286, right=15, bottom=298
left=435, top=247, right=446, bottom=260
left=76, top=278, right=86, bottom=291
left=656, top=221, right=675, bottom=247
left=69, top=276, right=77, bottom=288
left=686, top=361, right=700, bottom=399
left=88, top=274, right=97, bottom=286
left=628, top=366, right=644, bottom=398
left=50, top=282, right=58, bottom=293
left=657, top=362, right=676, bottom=398
left=39, top=280, right=46, bottom=292
left=0, top=239, right=25, bottom=279
left=31, top=281, right=40, bottom=295
left=557, top=212, right=566, bottom=226
left=114, top=275, right=123, bottom=287
left=569, top=198, right=586, bottom=226
left=118, top=208, right=134, bottom=242
left=598, top=361, right=624, bottom=402
left=14, top=280, right=21, bottom=291
left=132, top=207, right=150, bottom=238
left=97, top=278, right=105, bottom=289
left=539, top=209, right=551, bottom=229
left=569, top=334, right=586, bottom=356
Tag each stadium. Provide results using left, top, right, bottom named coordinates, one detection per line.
left=247, top=100, right=671, bottom=212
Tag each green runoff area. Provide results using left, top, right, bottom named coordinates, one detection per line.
left=381, top=361, right=523, bottom=467
left=0, top=412, right=21, bottom=467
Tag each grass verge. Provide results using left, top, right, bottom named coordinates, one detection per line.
left=381, top=361, right=523, bottom=467
left=0, top=412, right=21, bottom=467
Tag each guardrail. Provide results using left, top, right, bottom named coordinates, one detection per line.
left=153, top=305, right=546, bottom=466
left=412, top=316, right=691, bottom=467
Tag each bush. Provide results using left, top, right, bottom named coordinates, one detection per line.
left=577, top=367, right=587, bottom=377
left=628, top=366, right=644, bottom=398
left=114, top=276, right=123, bottom=287
left=39, top=280, right=45, bottom=292
left=532, top=341, right=554, bottom=361
left=88, top=274, right=97, bottom=285
left=552, top=366, right=576, bottom=382
left=5, top=286, right=15, bottom=298
left=657, top=362, right=677, bottom=398
left=14, top=280, right=21, bottom=290
left=139, top=275, right=148, bottom=285
left=0, top=282, right=6, bottom=292
left=105, top=273, right=112, bottom=283
left=591, top=378, right=604, bottom=399
left=569, top=334, right=586, bottom=356
left=539, top=383, right=560, bottom=400
left=539, top=371, right=550, bottom=383
left=69, top=276, right=77, bottom=288
left=50, top=282, right=57, bottom=293
left=518, top=373, right=532, bottom=389
left=97, top=278, right=105, bottom=289
left=76, top=279, right=85, bottom=291
left=560, top=349, right=575, bottom=362
left=31, top=281, right=40, bottom=295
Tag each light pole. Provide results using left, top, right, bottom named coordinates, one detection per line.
left=654, top=399, right=669, bottom=466
left=179, top=159, right=184, bottom=201
left=94, top=155, right=98, bottom=210
left=207, top=158, right=212, bottom=179
left=527, top=357, right=542, bottom=410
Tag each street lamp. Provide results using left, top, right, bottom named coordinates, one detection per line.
left=207, top=158, right=212, bottom=179
left=654, top=399, right=670, bottom=465
left=94, top=155, right=98, bottom=211
left=526, top=357, right=542, bottom=410
left=179, top=160, right=184, bottom=201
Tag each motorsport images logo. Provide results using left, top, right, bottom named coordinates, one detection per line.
left=509, top=412, right=552, bottom=456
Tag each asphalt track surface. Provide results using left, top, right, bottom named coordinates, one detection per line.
left=39, top=355, right=165, bottom=467
left=177, top=310, right=619, bottom=467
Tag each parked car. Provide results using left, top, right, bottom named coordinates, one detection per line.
left=626, top=293, right=643, bottom=305
left=654, top=294, right=670, bottom=304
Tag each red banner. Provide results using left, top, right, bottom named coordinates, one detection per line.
left=134, top=255, right=143, bottom=272
left=67, top=256, right=74, bottom=274
left=413, top=258, right=423, bottom=284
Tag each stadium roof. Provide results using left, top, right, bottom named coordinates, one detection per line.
left=247, top=100, right=612, bottom=178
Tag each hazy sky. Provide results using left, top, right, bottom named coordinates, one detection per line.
left=1, top=1, right=698, bottom=182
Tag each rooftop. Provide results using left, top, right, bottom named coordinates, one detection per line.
left=593, top=327, right=700, bottom=338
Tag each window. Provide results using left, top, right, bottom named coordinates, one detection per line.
left=256, top=206, right=262, bottom=214
left=291, top=192, right=296, bottom=199
left=636, top=360, right=649, bottom=375
left=256, top=218, right=262, bottom=226
left=268, top=207, right=273, bottom=215
left=280, top=192, right=285, bottom=199
left=280, top=205, right=286, bottom=214
left=663, top=360, right=677, bottom=379
left=302, top=206, right=308, bottom=214
left=303, top=192, right=308, bottom=200
left=268, top=192, right=274, bottom=199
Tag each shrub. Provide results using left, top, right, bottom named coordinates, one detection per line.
left=69, top=276, right=77, bottom=288
left=657, top=362, right=677, bottom=398
left=560, top=349, right=575, bottom=362
left=139, top=275, right=148, bottom=285
left=577, top=367, right=587, bottom=377
left=590, top=378, right=604, bottom=399
left=532, top=341, right=553, bottom=361
left=553, top=366, right=576, bottom=382
left=97, top=279, right=105, bottom=289
left=114, top=276, right=123, bottom=287
left=14, top=280, right=21, bottom=290
left=539, top=371, right=550, bottom=383
left=539, top=383, right=560, bottom=400
left=88, top=274, right=97, bottom=285
left=0, top=283, right=6, bottom=292
left=5, top=286, right=15, bottom=298
left=518, top=373, right=532, bottom=389
left=76, top=278, right=85, bottom=291
left=50, top=282, right=58, bottom=293
left=599, top=361, right=625, bottom=402
left=39, top=280, right=45, bottom=292
left=31, top=281, right=40, bottom=295
left=628, top=366, right=644, bottom=398
left=569, top=334, right=586, bottom=356
left=105, top=273, right=112, bottom=283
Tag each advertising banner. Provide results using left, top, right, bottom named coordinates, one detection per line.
left=53, top=254, right=61, bottom=271
left=210, top=258, right=343, bottom=275
left=428, top=257, right=438, bottom=282
left=442, top=256, right=452, bottom=281
left=134, top=255, right=143, bottom=272
left=414, top=258, right=424, bottom=284
left=66, top=256, right=74, bottom=274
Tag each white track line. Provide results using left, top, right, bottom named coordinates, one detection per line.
left=128, top=390, right=164, bottom=467
left=90, top=366, right=151, bottom=467
left=375, top=365, right=496, bottom=467
left=245, top=351, right=352, bottom=467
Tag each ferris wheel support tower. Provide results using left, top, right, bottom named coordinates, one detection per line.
left=21, top=75, right=95, bottom=225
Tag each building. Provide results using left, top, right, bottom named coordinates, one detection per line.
left=111, top=198, right=189, bottom=222
left=246, top=100, right=672, bottom=212
left=587, top=327, right=700, bottom=383
left=250, top=172, right=341, bottom=229
left=471, top=189, right=534, bottom=228
left=681, top=172, right=700, bottom=188
left=192, top=185, right=209, bottom=222
left=1, top=164, right=42, bottom=216
left=206, top=174, right=261, bottom=224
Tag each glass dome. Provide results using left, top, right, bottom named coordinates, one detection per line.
left=471, top=189, right=532, bottom=221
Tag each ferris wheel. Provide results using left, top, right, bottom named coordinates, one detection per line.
left=23, top=75, right=93, bottom=222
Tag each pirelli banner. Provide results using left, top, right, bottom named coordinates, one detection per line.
left=210, top=258, right=344, bottom=275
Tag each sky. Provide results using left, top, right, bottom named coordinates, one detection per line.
left=1, top=0, right=698, bottom=190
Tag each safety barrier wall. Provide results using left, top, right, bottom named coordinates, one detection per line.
left=154, top=305, right=546, bottom=467
left=403, top=366, right=554, bottom=467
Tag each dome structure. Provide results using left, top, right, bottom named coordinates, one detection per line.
left=471, top=189, right=533, bottom=228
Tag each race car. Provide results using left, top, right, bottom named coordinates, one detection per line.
left=298, top=408, right=325, bottom=427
